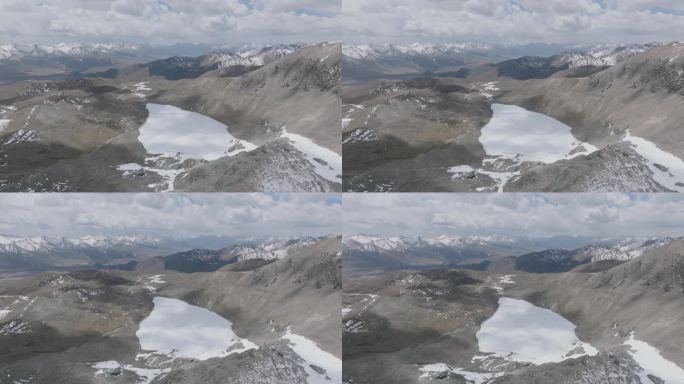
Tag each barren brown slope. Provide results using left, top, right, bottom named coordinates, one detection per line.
left=147, top=42, right=342, bottom=153
left=158, top=236, right=342, bottom=357
left=504, top=238, right=684, bottom=367
left=496, top=43, right=684, bottom=156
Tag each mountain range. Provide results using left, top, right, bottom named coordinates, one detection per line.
left=342, top=42, right=660, bottom=81
left=0, top=42, right=342, bottom=192
left=0, top=234, right=328, bottom=273
left=0, top=42, right=307, bottom=83
left=0, top=235, right=341, bottom=384
left=342, top=41, right=684, bottom=192
left=343, top=234, right=674, bottom=275
left=343, top=236, right=684, bottom=383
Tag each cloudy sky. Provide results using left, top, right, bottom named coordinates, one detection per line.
left=344, top=0, right=684, bottom=44
left=4, top=1, right=681, bottom=46
left=344, top=193, right=684, bottom=239
left=0, top=193, right=340, bottom=238
left=0, top=0, right=340, bottom=45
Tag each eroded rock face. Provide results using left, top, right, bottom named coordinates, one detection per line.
left=504, top=143, right=669, bottom=192
left=174, top=140, right=341, bottom=192
left=486, top=352, right=645, bottom=384
left=154, top=342, right=313, bottom=384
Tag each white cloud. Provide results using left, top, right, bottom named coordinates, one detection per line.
left=343, top=193, right=684, bottom=239
left=0, top=193, right=341, bottom=238
left=0, top=0, right=341, bottom=45
left=343, top=0, right=684, bottom=44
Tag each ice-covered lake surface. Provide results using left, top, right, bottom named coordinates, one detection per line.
left=449, top=103, right=598, bottom=192
left=480, top=104, right=598, bottom=163
left=93, top=298, right=342, bottom=384
left=118, top=104, right=341, bottom=191
left=139, top=103, right=257, bottom=160
left=451, top=103, right=684, bottom=192
left=419, top=298, right=684, bottom=383
left=136, top=297, right=257, bottom=360
left=476, top=297, right=598, bottom=364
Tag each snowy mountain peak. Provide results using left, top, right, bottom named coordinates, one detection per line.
left=0, top=43, right=145, bottom=61
left=230, top=237, right=316, bottom=262
left=342, top=43, right=491, bottom=60
left=583, top=237, right=672, bottom=262
left=342, top=44, right=379, bottom=59
left=0, top=234, right=162, bottom=254
left=204, top=43, right=305, bottom=68
left=559, top=43, right=659, bottom=68
left=343, top=234, right=516, bottom=253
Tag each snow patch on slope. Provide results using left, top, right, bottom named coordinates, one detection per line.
left=280, top=128, right=341, bottom=183
left=623, top=130, right=684, bottom=192
left=283, top=328, right=342, bottom=384
left=133, top=82, right=151, bottom=99
left=94, top=361, right=169, bottom=384
left=418, top=363, right=503, bottom=383
left=625, top=333, right=684, bottom=384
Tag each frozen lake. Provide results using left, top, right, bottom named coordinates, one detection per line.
left=136, top=297, right=257, bottom=360
left=139, top=103, right=256, bottom=161
left=476, top=297, right=598, bottom=364
left=121, top=104, right=342, bottom=190
left=477, top=104, right=684, bottom=191
left=94, top=298, right=343, bottom=383
left=480, top=104, right=597, bottom=163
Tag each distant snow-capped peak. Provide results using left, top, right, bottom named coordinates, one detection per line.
left=583, top=237, right=672, bottom=262
left=559, top=43, right=659, bottom=68
left=0, top=43, right=145, bottom=61
left=342, top=44, right=380, bottom=59
left=231, top=237, right=316, bottom=262
left=342, top=43, right=491, bottom=59
left=204, top=43, right=304, bottom=68
left=343, top=234, right=515, bottom=252
left=0, top=234, right=162, bottom=253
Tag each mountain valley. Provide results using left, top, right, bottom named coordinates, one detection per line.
left=342, top=235, right=684, bottom=384
left=0, top=235, right=341, bottom=384
left=0, top=42, right=341, bottom=192
left=342, top=42, right=684, bottom=192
